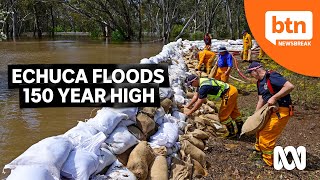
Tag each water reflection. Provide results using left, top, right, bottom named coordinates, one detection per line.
left=0, top=39, right=162, bottom=176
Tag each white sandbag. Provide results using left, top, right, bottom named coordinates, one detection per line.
left=172, top=110, right=187, bottom=122
left=117, top=119, right=136, bottom=127
left=154, top=107, right=166, bottom=125
left=105, top=160, right=137, bottom=180
left=105, top=126, right=139, bottom=155
left=86, top=108, right=128, bottom=136
left=149, top=122, right=179, bottom=148
left=94, top=147, right=117, bottom=175
left=166, top=142, right=181, bottom=155
left=6, top=166, right=55, bottom=180
left=4, top=136, right=73, bottom=180
left=61, top=150, right=99, bottom=180
left=163, top=114, right=179, bottom=124
left=64, top=121, right=98, bottom=146
left=76, top=132, right=107, bottom=154
left=106, top=107, right=138, bottom=121
left=159, top=88, right=173, bottom=99
left=140, top=58, right=154, bottom=64
left=174, top=94, right=185, bottom=104
left=172, top=87, right=185, bottom=96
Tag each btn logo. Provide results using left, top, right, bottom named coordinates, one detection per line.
left=265, top=11, right=313, bottom=46
left=274, top=146, right=307, bottom=170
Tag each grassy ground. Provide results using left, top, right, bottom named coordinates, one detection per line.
left=196, top=53, right=320, bottom=179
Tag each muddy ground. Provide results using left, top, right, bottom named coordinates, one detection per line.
left=197, top=58, right=320, bottom=179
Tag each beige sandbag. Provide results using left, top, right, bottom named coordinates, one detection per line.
left=127, top=141, right=156, bottom=180
left=146, top=123, right=158, bottom=140
left=208, top=63, right=218, bottom=78
left=206, top=101, right=216, bottom=109
left=194, top=117, right=206, bottom=130
left=180, top=140, right=206, bottom=168
left=116, top=146, right=135, bottom=166
left=153, top=146, right=167, bottom=156
left=128, top=125, right=146, bottom=141
left=184, top=124, right=196, bottom=134
left=204, top=125, right=216, bottom=137
left=202, top=104, right=215, bottom=114
left=202, top=114, right=220, bottom=122
left=136, top=113, right=156, bottom=136
left=201, top=72, right=208, bottom=77
left=161, top=98, right=173, bottom=113
left=140, top=107, right=157, bottom=117
left=187, top=64, right=194, bottom=69
left=241, top=103, right=275, bottom=135
left=190, top=129, right=209, bottom=140
left=170, top=156, right=192, bottom=180
left=150, top=156, right=168, bottom=180
left=183, top=107, right=190, bottom=114
left=186, top=92, right=195, bottom=99
left=193, top=110, right=201, bottom=116
left=179, top=134, right=205, bottom=150
left=192, top=159, right=208, bottom=178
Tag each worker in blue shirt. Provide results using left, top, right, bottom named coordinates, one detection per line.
left=214, top=46, right=233, bottom=82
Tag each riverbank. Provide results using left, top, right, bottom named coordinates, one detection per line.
left=2, top=39, right=320, bottom=179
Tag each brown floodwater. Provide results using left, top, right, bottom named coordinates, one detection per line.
left=0, top=39, right=163, bottom=176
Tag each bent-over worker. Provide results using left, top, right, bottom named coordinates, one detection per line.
left=184, top=74, right=243, bottom=138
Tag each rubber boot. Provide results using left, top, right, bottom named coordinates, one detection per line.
left=236, top=121, right=244, bottom=136
left=225, top=121, right=237, bottom=138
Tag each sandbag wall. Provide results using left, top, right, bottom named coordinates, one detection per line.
left=3, top=39, right=245, bottom=180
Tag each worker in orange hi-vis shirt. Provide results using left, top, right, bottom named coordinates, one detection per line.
left=241, top=30, right=252, bottom=61
left=195, top=47, right=216, bottom=75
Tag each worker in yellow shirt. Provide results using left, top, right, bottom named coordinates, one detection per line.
left=241, top=30, right=252, bottom=61
left=195, top=46, right=216, bottom=74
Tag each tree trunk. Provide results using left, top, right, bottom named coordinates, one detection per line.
left=33, top=5, right=42, bottom=38
left=175, top=11, right=197, bottom=40
left=207, top=0, right=223, bottom=34
left=225, top=0, right=234, bottom=39
left=50, top=6, right=55, bottom=37
left=138, top=0, right=142, bottom=42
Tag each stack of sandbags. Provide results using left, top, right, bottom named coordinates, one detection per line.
left=127, top=141, right=156, bottom=180
left=4, top=136, right=73, bottom=180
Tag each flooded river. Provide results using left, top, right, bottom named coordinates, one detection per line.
left=0, top=39, right=163, bottom=175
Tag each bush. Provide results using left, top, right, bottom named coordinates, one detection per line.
left=90, top=28, right=102, bottom=38
left=54, top=25, right=64, bottom=32
left=111, top=30, right=125, bottom=41
left=190, top=31, right=203, bottom=40
left=171, top=24, right=184, bottom=39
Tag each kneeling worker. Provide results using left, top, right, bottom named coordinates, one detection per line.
left=246, top=62, right=294, bottom=166
left=184, top=74, right=243, bottom=137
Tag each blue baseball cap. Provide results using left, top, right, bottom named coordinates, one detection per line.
left=185, top=74, right=198, bottom=86
left=246, top=62, right=263, bottom=74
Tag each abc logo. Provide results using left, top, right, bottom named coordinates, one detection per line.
left=274, top=146, right=306, bottom=170
left=265, top=11, right=313, bottom=45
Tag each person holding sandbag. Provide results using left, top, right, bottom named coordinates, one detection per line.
left=246, top=62, right=295, bottom=166
left=210, top=46, right=233, bottom=82
left=184, top=74, right=243, bottom=138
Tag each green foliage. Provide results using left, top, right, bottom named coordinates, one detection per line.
left=171, top=24, right=184, bottom=38
left=54, top=25, right=64, bottom=32
left=190, top=31, right=203, bottom=40
left=111, top=30, right=125, bottom=41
